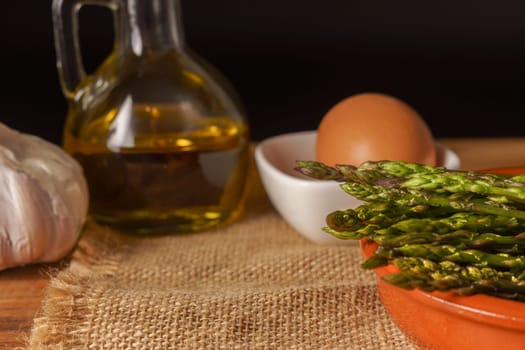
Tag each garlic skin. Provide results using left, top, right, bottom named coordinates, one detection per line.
left=0, top=123, right=88, bottom=270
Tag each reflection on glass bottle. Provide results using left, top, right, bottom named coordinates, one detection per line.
left=53, top=0, right=250, bottom=233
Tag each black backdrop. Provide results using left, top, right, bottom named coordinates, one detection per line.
left=2, top=0, right=525, bottom=144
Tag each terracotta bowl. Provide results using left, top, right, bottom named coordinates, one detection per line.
left=360, top=166, right=525, bottom=350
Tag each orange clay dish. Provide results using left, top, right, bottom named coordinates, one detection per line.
left=360, top=167, right=525, bottom=350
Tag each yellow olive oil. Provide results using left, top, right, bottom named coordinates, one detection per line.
left=64, top=104, right=250, bottom=234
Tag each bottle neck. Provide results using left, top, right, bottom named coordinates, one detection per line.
left=122, top=0, right=184, bottom=56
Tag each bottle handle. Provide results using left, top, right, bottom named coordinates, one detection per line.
left=52, top=0, right=120, bottom=98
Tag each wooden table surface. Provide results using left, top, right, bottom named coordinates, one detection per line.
left=2, top=137, right=525, bottom=349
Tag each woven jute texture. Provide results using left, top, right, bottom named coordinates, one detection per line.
left=28, top=169, right=417, bottom=349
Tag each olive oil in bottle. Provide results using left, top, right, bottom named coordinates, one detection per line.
left=53, top=0, right=250, bottom=233
left=64, top=104, right=249, bottom=233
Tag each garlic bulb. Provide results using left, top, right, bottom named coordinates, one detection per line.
left=0, top=122, right=88, bottom=270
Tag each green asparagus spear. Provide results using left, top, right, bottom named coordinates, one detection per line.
left=372, top=243, right=525, bottom=270
left=295, top=160, right=444, bottom=182
left=358, top=160, right=448, bottom=177
left=375, top=230, right=525, bottom=252
left=401, top=173, right=525, bottom=203
left=388, top=212, right=524, bottom=234
left=384, top=257, right=525, bottom=300
left=341, top=182, right=525, bottom=220
left=296, top=160, right=525, bottom=203
left=325, top=202, right=451, bottom=232
left=325, top=223, right=525, bottom=254
left=328, top=209, right=524, bottom=236
left=294, top=160, right=350, bottom=182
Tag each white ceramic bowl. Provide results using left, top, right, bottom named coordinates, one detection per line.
left=254, top=130, right=461, bottom=245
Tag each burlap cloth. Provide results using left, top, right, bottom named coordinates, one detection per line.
left=28, top=163, right=418, bottom=349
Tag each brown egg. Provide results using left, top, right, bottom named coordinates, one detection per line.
left=316, top=92, right=436, bottom=166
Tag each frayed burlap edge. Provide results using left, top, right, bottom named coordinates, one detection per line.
left=27, top=224, right=128, bottom=350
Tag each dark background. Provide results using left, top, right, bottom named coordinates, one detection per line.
left=2, top=0, right=525, bottom=145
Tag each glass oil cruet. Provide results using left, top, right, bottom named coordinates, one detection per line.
left=52, top=0, right=250, bottom=233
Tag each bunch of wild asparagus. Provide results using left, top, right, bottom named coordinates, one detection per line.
left=295, top=160, right=525, bottom=301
